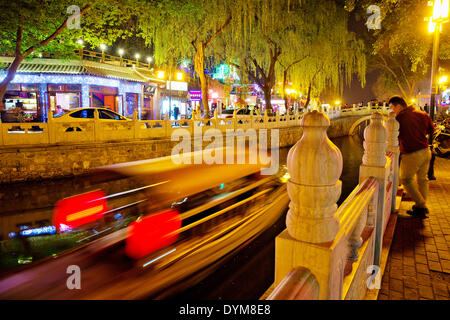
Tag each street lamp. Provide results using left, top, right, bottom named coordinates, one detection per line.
left=99, top=44, right=106, bottom=62
left=157, top=71, right=165, bottom=79
left=135, top=53, right=140, bottom=67
left=146, top=56, right=153, bottom=65
left=427, top=0, right=449, bottom=121
left=176, top=72, right=183, bottom=81
left=118, top=49, right=124, bottom=66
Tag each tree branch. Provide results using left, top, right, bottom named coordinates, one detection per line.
left=191, top=39, right=197, bottom=52
left=205, top=15, right=232, bottom=48
left=250, top=56, right=267, bottom=83
left=285, top=55, right=308, bottom=72
left=15, top=24, right=23, bottom=57
left=377, top=55, right=408, bottom=98
left=246, top=58, right=264, bottom=88
left=23, top=5, right=91, bottom=57
left=388, top=55, right=412, bottom=91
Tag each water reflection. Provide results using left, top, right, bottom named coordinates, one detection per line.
left=0, top=135, right=364, bottom=275
left=332, top=135, right=364, bottom=205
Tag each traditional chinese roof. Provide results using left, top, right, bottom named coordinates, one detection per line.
left=0, top=56, right=165, bottom=84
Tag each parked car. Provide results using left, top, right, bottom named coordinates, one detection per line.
left=52, top=107, right=130, bottom=122
left=219, top=108, right=257, bottom=119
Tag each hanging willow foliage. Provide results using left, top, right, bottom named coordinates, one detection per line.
left=137, top=0, right=366, bottom=111
left=219, top=0, right=366, bottom=108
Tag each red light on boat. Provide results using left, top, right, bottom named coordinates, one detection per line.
left=53, top=190, right=107, bottom=232
left=125, top=209, right=181, bottom=260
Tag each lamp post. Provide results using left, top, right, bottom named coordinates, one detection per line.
left=135, top=53, right=140, bottom=68
left=77, top=39, right=84, bottom=57
left=118, top=49, right=124, bottom=66
left=100, top=44, right=106, bottom=63
left=428, top=0, right=449, bottom=121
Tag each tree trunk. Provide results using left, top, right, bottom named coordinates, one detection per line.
left=304, top=83, right=312, bottom=110
left=263, top=87, right=273, bottom=116
left=0, top=55, right=24, bottom=109
left=283, top=69, right=288, bottom=111
left=194, top=42, right=209, bottom=118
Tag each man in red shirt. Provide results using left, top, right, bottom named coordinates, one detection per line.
left=389, top=96, right=435, bottom=217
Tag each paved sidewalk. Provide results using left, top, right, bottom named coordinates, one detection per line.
left=378, top=156, right=450, bottom=300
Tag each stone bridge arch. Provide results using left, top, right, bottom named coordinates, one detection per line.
left=348, top=114, right=388, bottom=135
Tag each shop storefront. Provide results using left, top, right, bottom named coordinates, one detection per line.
left=158, top=80, right=189, bottom=120
left=142, top=85, right=155, bottom=120
left=208, top=79, right=226, bottom=115
left=0, top=56, right=168, bottom=122
left=47, top=84, right=81, bottom=113
left=125, top=93, right=138, bottom=118
left=89, top=85, right=120, bottom=112
left=3, top=83, right=41, bottom=122
left=188, top=90, right=202, bottom=117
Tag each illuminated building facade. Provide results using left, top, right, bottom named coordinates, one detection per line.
left=0, top=57, right=164, bottom=122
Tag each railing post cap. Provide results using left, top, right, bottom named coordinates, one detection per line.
left=364, top=112, right=386, bottom=142
left=300, top=110, right=330, bottom=127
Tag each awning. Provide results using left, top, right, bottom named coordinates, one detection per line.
left=84, top=65, right=146, bottom=82
left=0, top=57, right=165, bottom=83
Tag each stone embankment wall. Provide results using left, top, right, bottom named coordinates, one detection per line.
left=0, top=116, right=361, bottom=184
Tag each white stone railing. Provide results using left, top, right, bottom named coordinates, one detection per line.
left=0, top=105, right=389, bottom=147
left=272, top=110, right=399, bottom=300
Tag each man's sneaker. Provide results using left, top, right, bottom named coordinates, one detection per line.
left=406, top=205, right=429, bottom=217
left=428, top=176, right=436, bottom=181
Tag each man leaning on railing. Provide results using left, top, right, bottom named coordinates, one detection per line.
left=388, top=96, right=435, bottom=218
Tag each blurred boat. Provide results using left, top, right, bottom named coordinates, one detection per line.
left=0, top=147, right=289, bottom=299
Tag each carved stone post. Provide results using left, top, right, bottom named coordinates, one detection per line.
left=362, top=113, right=387, bottom=167
left=359, top=112, right=389, bottom=266
left=385, top=111, right=400, bottom=213
left=286, top=111, right=342, bottom=242
left=276, top=111, right=347, bottom=300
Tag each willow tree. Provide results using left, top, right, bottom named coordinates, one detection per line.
left=0, top=0, right=139, bottom=108
left=220, top=0, right=366, bottom=113
left=138, top=0, right=233, bottom=118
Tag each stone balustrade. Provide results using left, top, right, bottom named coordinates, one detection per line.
left=0, top=106, right=389, bottom=147
left=271, top=110, right=399, bottom=300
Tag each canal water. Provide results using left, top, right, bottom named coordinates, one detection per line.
left=173, top=134, right=365, bottom=300
left=0, top=135, right=364, bottom=221
left=0, top=134, right=365, bottom=288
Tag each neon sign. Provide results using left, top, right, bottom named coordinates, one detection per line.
left=9, top=226, right=57, bottom=238
left=188, top=90, right=202, bottom=101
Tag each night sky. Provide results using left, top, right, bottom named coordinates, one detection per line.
left=342, top=69, right=379, bottom=105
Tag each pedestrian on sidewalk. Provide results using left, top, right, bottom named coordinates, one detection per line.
left=389, top=96, right=435, bottom=217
